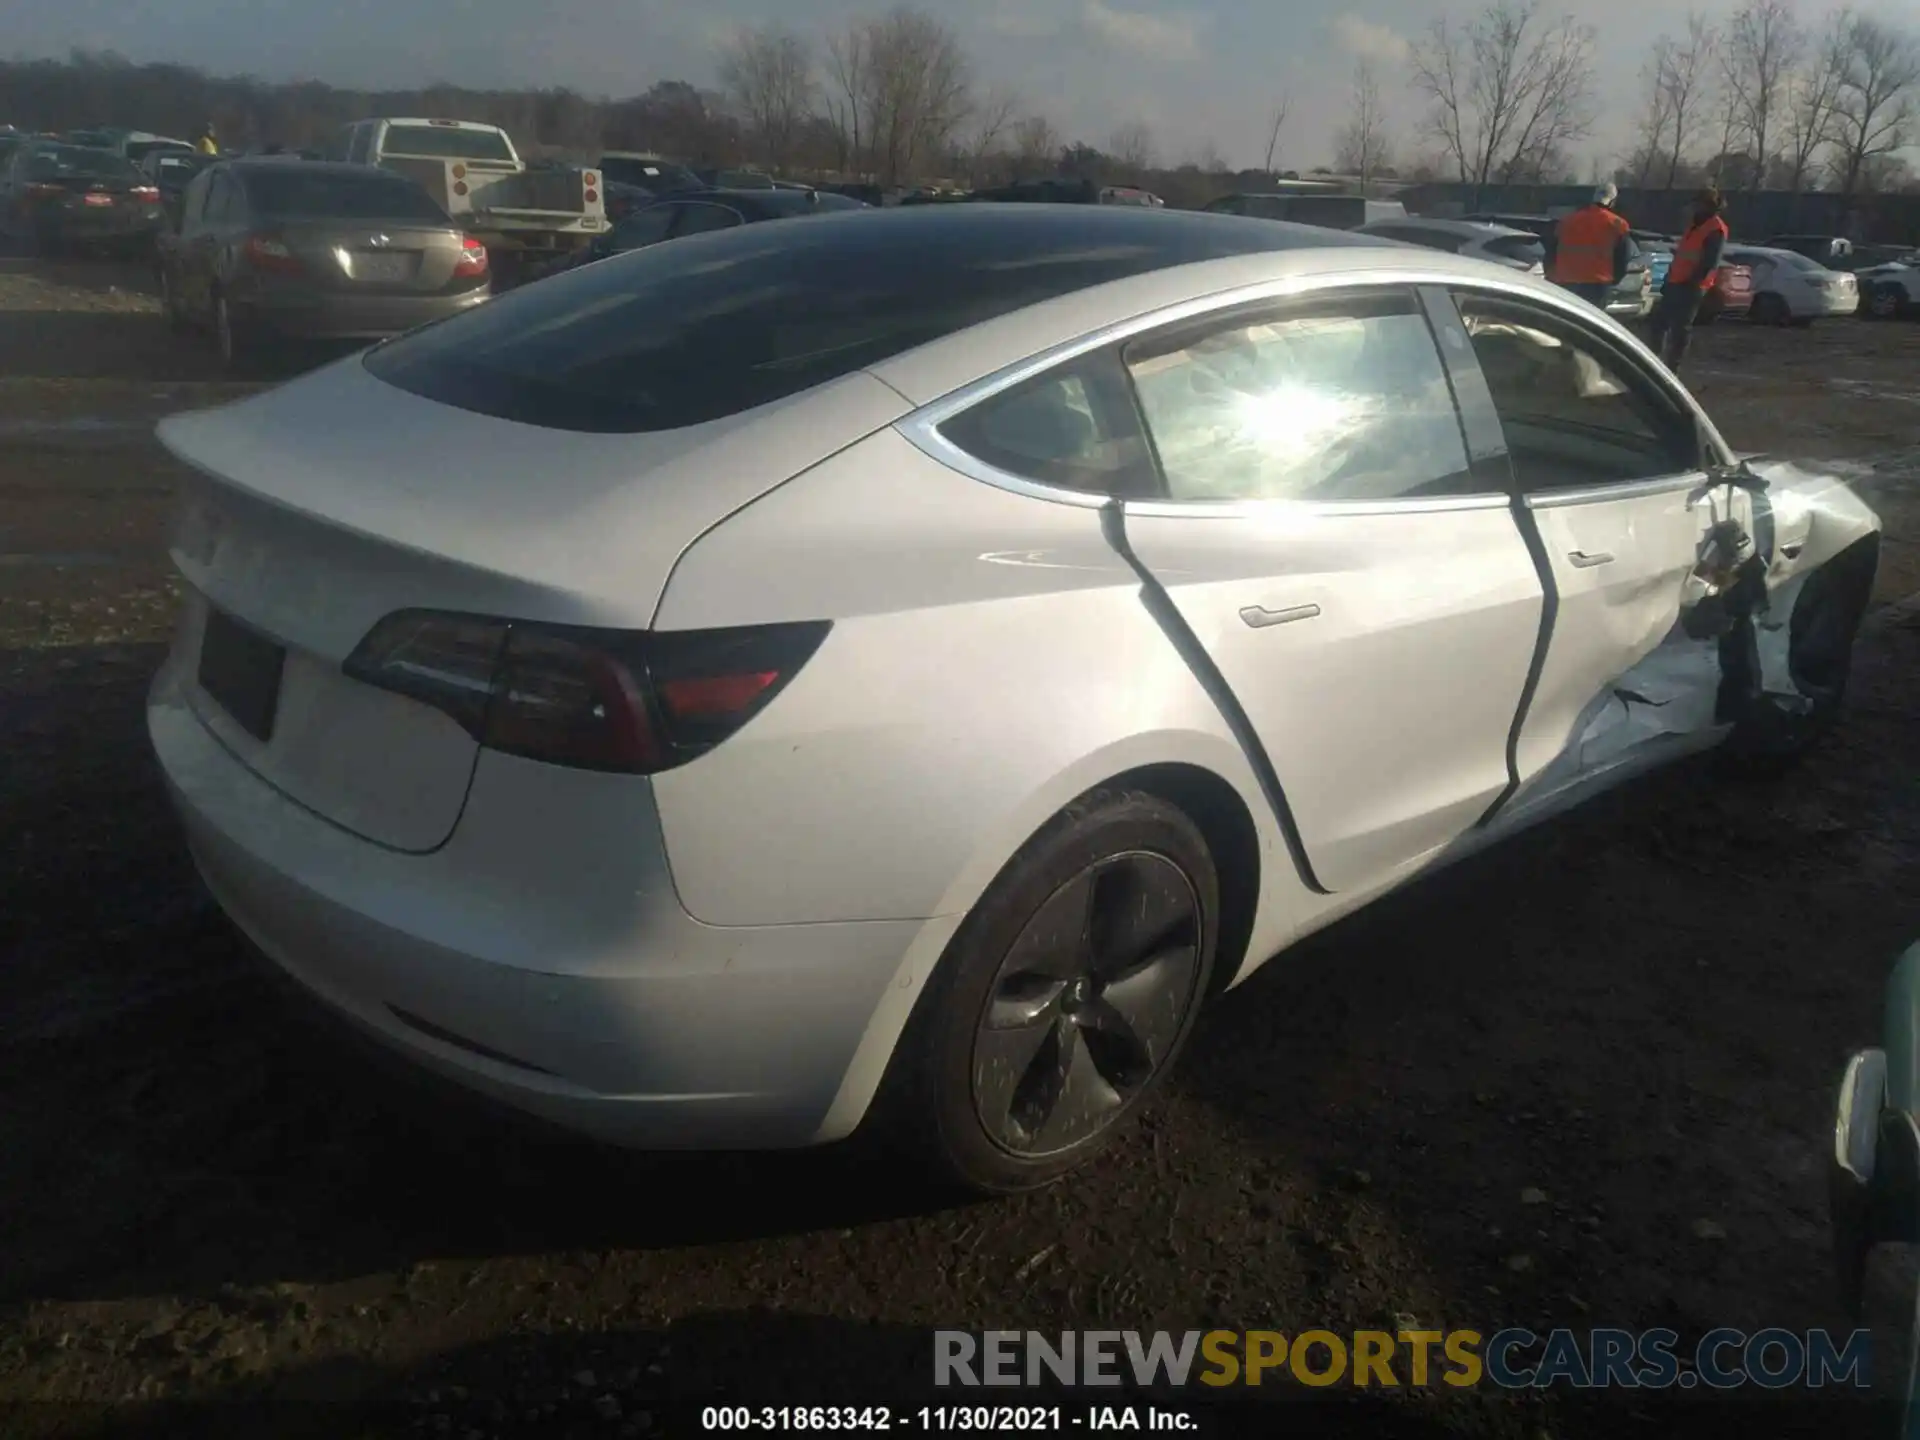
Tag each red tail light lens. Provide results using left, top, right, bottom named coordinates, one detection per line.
left=132, top=185, right=160, bottom=203
left=244, top=234, right=304, bottom=273
left=343, top=613, right=830, bottom=774
left=452, top=234, right=488, bottom=277
left=453, top=180, right=469, bottom=197
left=584, top=187, right=598, bottom=204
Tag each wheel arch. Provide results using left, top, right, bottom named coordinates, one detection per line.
left=813, top=747, right=1279, bottom=1145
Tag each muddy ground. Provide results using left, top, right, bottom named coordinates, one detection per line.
left=3, top=253, right=1920, bottom=1439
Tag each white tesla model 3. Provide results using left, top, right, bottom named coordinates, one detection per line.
left=149, top=204, right=1881, bottom=1192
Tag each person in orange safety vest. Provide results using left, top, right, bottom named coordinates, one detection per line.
left=1645, top=187, right=1729, bottom=371
left=1545, top=181, right=1631, bottom=307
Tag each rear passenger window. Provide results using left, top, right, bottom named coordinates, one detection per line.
left=1453, top=294, right=1698, bottom=488
left=672, top=203, right=741, bottom=236
left=940, top=352, right=1158, bottom=497
left=1122, top=290, right=1474, bottom=503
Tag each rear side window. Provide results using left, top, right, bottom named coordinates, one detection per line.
left=940, top=352, right=1157, bottom=497
left=363, top=206, right=1323, bottom=433
left=1123, top=290, right=1473, bottom=503
left=241, top=170, right=446, bottom=222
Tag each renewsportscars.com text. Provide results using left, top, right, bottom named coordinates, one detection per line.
left=933, top=1328, right=1873, bottom=1391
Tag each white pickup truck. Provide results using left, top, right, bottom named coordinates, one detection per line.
left=328, top=118, right=604, bottom=280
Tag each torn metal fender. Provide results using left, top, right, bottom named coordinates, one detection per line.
left=1737, top=455, right=1884, bottom=588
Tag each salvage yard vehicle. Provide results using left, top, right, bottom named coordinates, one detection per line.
left=1357, top=217, right=1547, bottom=274
left=149, top=205, right=1882, bottom=1193
left=0, top=140, right=163, bottom=255
left=1858, top=259, right=1919, bottom=320
left=330, top=118, right=604, bottom=280
left=1696, top=261, right=1755, bottom=324
left=156, top=157, right=491, bottom=372
left=1725, top=244, right=1860, bottom=325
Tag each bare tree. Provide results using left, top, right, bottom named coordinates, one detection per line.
left=1722, top=0, right=1803, bottom=190
left=1010, top=114, right=1060, bottom=177
left=1409, top=1, right=1597, bottom=189
left=715, top=24, right=814, bottom=172
left=1783, top=12, right=1850, bottom=192
left=1829, top=14, right=1920, bottom=197
left=1335, top=62, right=1392, bottom=184
left=962, top=86, right=1019, bottom=186
left=1107, top=122, right=1156, bottom=175
left=1262, top=92, right=1291, bottom=173
left=1659, top=15, right=1718, bottom=185
left=861, top=8, right=973, bottom=186
left=1626, top=39, right=1678, bottom=186
left=823, top=20, right=869, bottom=173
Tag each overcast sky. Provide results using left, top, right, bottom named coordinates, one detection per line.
left=7, top=0, right=1908, bottom=171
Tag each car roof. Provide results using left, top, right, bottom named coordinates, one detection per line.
left=370, top=117, right=505, bottom=131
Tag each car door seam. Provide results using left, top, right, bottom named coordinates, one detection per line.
left=1096, top=501, right=1330, bottom=896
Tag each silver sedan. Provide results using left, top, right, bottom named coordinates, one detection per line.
left=148, top=205, right=1881, bottom=1192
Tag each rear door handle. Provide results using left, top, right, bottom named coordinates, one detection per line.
left=1568, top=550, right=1614, bottom=568
left=1239, top=603, right=1320, bottom=629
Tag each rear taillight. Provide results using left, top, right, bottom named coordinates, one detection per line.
left=453, top=180, right=469, bottom=197
left=343, top=613, right=830, bottom=774
left=452, top=234, right=488, bottom=277
left=243, top=234, right=304, bottom=273
left=132, top=185, right=160, bottom=203
left=582, top=172, right=597, bottom=187
left=452, top=163, right=467, bottom=180
left=584, top=187, right=598, bottom=204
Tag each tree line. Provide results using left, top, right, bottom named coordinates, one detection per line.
left=1325, top=0, right=1919, bottom=195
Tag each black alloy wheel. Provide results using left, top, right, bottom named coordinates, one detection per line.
left=971, top=851, right=1202, bottom=1156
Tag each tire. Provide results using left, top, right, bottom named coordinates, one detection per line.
left=213, top=291, right=258, bottom=376
left=1719, top=540, right=1877, bottom=777
left=158, top=266, right=189, bottom=334
left=1868, top=285, right=1906, bottom=321
left=1750, top=293, right=1789, bottom=326
left=882, top=789, right=1220, bottom=1194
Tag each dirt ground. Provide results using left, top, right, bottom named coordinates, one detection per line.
left=4, top=252, right=1920, bottom=1440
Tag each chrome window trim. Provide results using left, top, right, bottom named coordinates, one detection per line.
left=1524, top=471, right=1706, bottom=509
left=892, top=265, right=1593, bottom=519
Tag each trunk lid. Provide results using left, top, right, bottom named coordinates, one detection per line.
left=156, top=356, right=907, bottom=851
left=274, top=221, right=470, bottom=293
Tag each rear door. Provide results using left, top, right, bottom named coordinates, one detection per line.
left=1446, top=287, right=1733, bottom=819
left=1114, top=285, right=1544, bottom=894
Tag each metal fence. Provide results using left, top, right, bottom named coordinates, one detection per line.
left=1396, top=183, right=1920, bottom=244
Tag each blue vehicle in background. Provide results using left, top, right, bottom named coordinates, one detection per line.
left=1632, top=229, right=1674, bottom=288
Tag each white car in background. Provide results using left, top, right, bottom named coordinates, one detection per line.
left=1726, top=244, right=1859, bottom=324
left=148, top=206, right=1884, bottom=1194
left=1857, top=259, right=1919, bottom=320
left=1357, top=216, right=1547, bottom=275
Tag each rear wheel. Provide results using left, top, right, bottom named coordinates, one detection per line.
left=1869, top=285, right=1906, bottom=320
left=887, top=790, right=1219, bottom=1193
left=1750, top=292, right=1790, bottom=326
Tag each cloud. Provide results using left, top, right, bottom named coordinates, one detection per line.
left=986, top=0, right=1072, bottom=38
left=1080, top=0, right=1201, bottom=61
left=1330, top=14, right=1411, bottom=67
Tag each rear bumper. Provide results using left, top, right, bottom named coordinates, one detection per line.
left=238, top=286, right=491, bottom=340
left=42, top=207, right=163, bottom=240
left=147, top=653, right=929, bottom=1149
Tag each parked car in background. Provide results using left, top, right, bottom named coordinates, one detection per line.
left=328, top=118, right=604, bottom=280
left=596, top=152, right=702, bottom=195
left=693, top=166, right=775, bottom=189
left=147, top=203, right=1882, bottom=1192
left=1099, top=186, right=1163, bottom=206
left=532, top=185, right=867, bottom=280
left=1762, top=234, right=1852, bottom=266
left=1857, top=259, right=1919, bottom=319
left=156, top=158, right=491, bottom=372
left=1696, top=261, right=1755, bottom=324
left=1630, top=230, right=1674, bottom=288
left=1357, top=217, right=1545, bottom=274
left=122, top=133, right=196, bottom=166
left=826, top=182, right=886, bottom=206
left=1204, top=192, right=1407, bottom=228
left=1723, top=244, right=1858, bottom=324
left=0, top=141, right=162, bottom=255
left=142, top=148, right=212, bottom=227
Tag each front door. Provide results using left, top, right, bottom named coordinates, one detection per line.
left=1114, top=285, right=1545, bottom=895
left=1447, top=289, right=1737, bottom=818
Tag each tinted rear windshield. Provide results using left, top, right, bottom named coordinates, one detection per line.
left=380, top=125, right=514, bottom=162
left=243, top=170, right=448, bottom=222
left=125, top=140, right=192, bottom=164
left=364, top=205, right=1336, bottom=433
left=25, top=145, right=138, bottom=180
